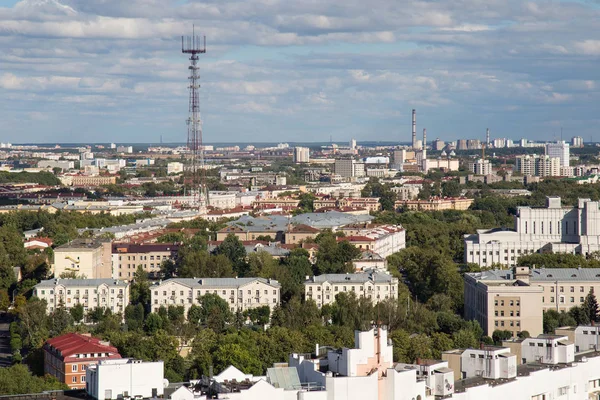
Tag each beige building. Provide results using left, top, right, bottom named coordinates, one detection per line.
left=53, top=239, right=112, bottom=279
left=112, top=243, right=179, bottom=279
left=34, top=278, right=130, bottom=316
left=284, top=224, right=320, bottom=244
left=304, top=270, right=398, bottom=307
left=465, top=266, right=600, bottom=338
left=151, top=277, right=281, bottom=315
left=396, top=197, right=473, bottom=211
left=70, top=175, right=117, bottom=187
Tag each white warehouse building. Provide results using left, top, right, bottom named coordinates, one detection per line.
left=86, top=359, right=164, bottom=400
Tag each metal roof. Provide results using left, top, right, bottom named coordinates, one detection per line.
left=36, top=278, right=129, bottom=287
left=307, top=270, right=395, bottom=284
left=156, top=277, right=281, bottom=288
left=467, top=268, right=600, bottom=282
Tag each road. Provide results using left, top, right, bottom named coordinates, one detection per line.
left=0, top=312, right=12, bottom=367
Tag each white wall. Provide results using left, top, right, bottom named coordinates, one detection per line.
left=88, top=360, right=164, bottom=400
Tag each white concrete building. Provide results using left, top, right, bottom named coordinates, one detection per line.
left=546, top=140, right=570, bottom=167
left=520, top=335, right=575, bottom=365
left=116, top=146, right=133, bottom=154
left=167, top=162, right=184, bottom=175
left=464, top=196, right=600, bottom=267
left=38, top=160, right=75, bottom=171
left=86, top=359, right=164, bottom=400
left=294, top=147, right=310, bottom=163
left=208, top=191, right=237, bottom=209
left=556, top=325, right=600, bottom=353
left=334, top=159, right=365, bottom=178
left=33, top=278, right=130, bottom=316
left=391, top=184, right=421, bottom=201
left=442, top=346, right=517, bottom=380
left=422, top=158, right=459, bottom=173
left=468, top=159, right=492, bottom=175
left=571, top=136, right=584, bottom=148
left=151, top=277, right=281, bottom=315
left=514, top=154, right=561, bottom=177
left=304, top=270, right=398, bottom=307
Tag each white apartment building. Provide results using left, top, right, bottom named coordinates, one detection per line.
left=33, top=278, right=130, bottom=315
left=422, top=158, right=459, bottom=173
left=464, top=196, right=600, bottom=267
left=334, top=159, right=365, bottom=178
left=571, top=136, right=584, bottom=148
left=546, top=140, right=570, bottom=167
left=465, top=266, right=600, bottom=337
left=304, top=270, right=398, bottom=307
left=293, top=147, right=310, bottom=163
left=442, top=346, right=517, bottom=381
left=116, top=146, right=133, bottom=154
left=514, top=154, right=561, bottom=176
left=86, top=359, right=164, bottom=400
left=208, top=191, right=237, bottom=209
left=167, top=162, right=184, bottom=175
left=151, top=277, right=281, bottom=315
left=468, top=159, right=492, bottom=175
left=342, top=224, right=406, bottom=258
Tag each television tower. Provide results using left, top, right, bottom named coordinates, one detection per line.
left=182, top=29, right=207, bottom=211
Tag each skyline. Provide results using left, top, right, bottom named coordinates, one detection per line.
left=0, top=0, right=598, bottom=143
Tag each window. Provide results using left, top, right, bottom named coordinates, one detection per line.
left=72, top=364, right=78, bottom=372
left=570, top=297, right=574, bottom=303
left=570, top=287, right=574, bottom=293
left=581, top=286, right=585, bottom=292
left=558, top=386, right=568, bottom=396
left=72, top=376, right=77, bottom=383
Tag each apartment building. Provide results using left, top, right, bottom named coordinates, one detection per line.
left=546, top=140, right=570, bottom=167
left=464, top=196, right=600, bottom=267
left=53, top=239, right=112, bottom=279
left=208, top=191, right=237, bottom=210
left=338, top=224, right=405, bottom=258
left=396, top=197, right=473, bottom=211
left=284, top=224, right=320, bottom=244
left=44, top=333, right=121, bottom=389
left=293, top=147, right=310, bottom=163
left=70, top=175, right=117, bottom=187
left=314, top=197, right=381, bottom=213
left=33, top=278, right=130, bottom=315
left=304, top=270, right=398, bottom=307
left=112, top=243, right=179, bottom=279
left=514, top=154, right=561, bottom=177
left=468, top=158, right=492, bottom=175
left=465, top=266, right=600, bottom=337
left=150, top=277, right=281, bottom=315
left=252, top=197, right=300, bottom=211
left=334, top=159, right=365, bottom=178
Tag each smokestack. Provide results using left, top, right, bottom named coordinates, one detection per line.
left=486, top=128, right=490, bottom=146
left=411, top=109, right=417, bottom=149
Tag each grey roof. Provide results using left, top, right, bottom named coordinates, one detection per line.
left=467, top=268, right=600, bottom=282
left=307, top=270, right=395, bottom=284
left=227, top=211, right=374, bottom=232
left=208, top=242, right=290, bottom=257
left=35, top=278, right=128, bottom=287
left=157, top=277, right=280, bottom=288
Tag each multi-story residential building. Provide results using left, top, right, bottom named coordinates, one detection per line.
left=340, top=224, right=405, bottom=258
left=391, top=184, right=421, bottom=201
left=252, top=197, right=300, bottom=211
left=334, top=159, right=365, bottom=178
left=112, top=243, right=179, bottom=279
left=442, top=346, right=517, bottom=381
left=53, top=239, right=112, bottom=279
left=464, top=267, right=544, bottom=337
left=396, top=197, right=473, bottom=211
left=150, top=277, right=281, bottom=315
left=284, top=224, right=321, bottom=244
left=304, top=270, right=398, bottom=307
left=514, top=154, right=561, bottom=177
left=86, top=359, right=164, bottom=400
left=33, top=278, right=130, bottom=315
left=314, top=197, right=381, bottom=213
left=351, top=250, right=387, bottom=272
left=546, top=140, right=570, bottom=167
left=464, top=196, right=600, bottom=267
left=44, top=333, right=121, bottom=389
left=468, top=158, right=492, bottom=175
left=70, top=175, right=117, bottom=187
left=208, top=191, right=237, bottom=209
left=293, top=147, right=310, bottom=163
left=465, top=266, right=600, bottom=337
left=422, top=158, right=459, bottom=173
left=571, top=136, right=584, bottom=148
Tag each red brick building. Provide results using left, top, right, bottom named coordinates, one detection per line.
left=43, top=333, right=121, bottom=389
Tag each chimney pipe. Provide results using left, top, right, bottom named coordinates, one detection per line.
left=422, top=128, right=427, bottom=166
left=411, top=109, right=417, bottom=150
left=486, top=128, right=490, bottom=146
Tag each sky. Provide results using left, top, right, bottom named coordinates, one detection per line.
left=0, top=0, right=599, bottom=144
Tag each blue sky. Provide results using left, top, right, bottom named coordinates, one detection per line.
left=0, top=0, right=598, bottom=143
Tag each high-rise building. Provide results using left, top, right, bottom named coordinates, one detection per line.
left=546, top=140, right=570, bottom=167
left=467, top=139, right=481, bottom=150
left=350, top=138, right=357, bottom=149
left=515, top=154, right=560, bottom=177
left=293, top=147, right=310, bottom=163
left=571, top=136, right=584, bottom=148
left=468, top=159, right=492, bottom=175
left=334, top=159, right=365, bottom=178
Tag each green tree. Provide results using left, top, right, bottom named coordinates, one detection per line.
left=213, top=343, right=263, bottom=375
left=145, top=313, right=164, bottom=333
left=125, top=304, right=145, bottom=331
left=215, top=234, right=248, bottom=277
left=0, top=364, right=68, bottom=395
left=584, top=288, right=600, bottom=323
left=492, top=329, right=513, bottom=344
left=198, top=293, right=233, bottom=332
left=130, top=266, right=151, bottom=307
left=69, top=303, right=84, bottom=323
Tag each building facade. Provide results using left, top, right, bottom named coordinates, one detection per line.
left=514, top=154, right=561, bottom=177
left=53, top=239, right=112, bottom=279
left=546, top=140, right=570, bottom=167
left=151, top=277, right=281, bottom=315
left=468, top=159, right=492, bottom=175
left=464, top=196, right=600, bottom=267
left=44, top=333, right=121, bottom=389
left=34, top=278, right=130, bottom=316
left=112, top=243, right=179, bottom=279
left=293, top=147, right=310, bottom=163
left=304, top=270, right=398, bottom=307
left=86, top=359, right=164, bottom=400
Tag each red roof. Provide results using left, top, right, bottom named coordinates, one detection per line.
left=45, top=333, right=120, bottom=362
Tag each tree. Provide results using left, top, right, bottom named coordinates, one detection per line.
left=492, top=330, right=513, bottom=345
left=584, top=288, right=599, bottom=323
left=198, top=293, right=233, bottom=332
left=130, top=266, right=151, bottom=307
left=244, top=306, right=271, bottom=325
left=48, top=307, right=74, bottom=337
left=69, top=304, right=84, bottom=323
left=441, top=180, right=462, bottom=197
left=17, top=297, right=49, bottom=349
left=0, top=289, right=9, bottom=312
left=145, top=313, right=163, bottom=334
left=187, top=305, right=202, bottom=324
left=215, top=234, right=248, bottom=276
left=213, top=343, right=263, bottom=376
left=125, top=304, right=145, bottom=331
left=0, top=364, right=68, bottom=395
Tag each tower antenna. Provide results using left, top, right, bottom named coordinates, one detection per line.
left=182, top=29, right=207, bottom=212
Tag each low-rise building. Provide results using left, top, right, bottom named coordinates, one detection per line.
left=70, top=175, right=117, bottom=187
left=340, top=224, right=405, bottom=258
left=53, top=239, right=112, bottom=279
left=556, top=325, right=600, bottom=353
left=151, top=277, right=281, bottom=315
left=44, top=333, right=121, bottom=389
left=442, top=346, right=517, bottom=381
left=304, top=270, right=398, bottom=307
left=34, top=278, right=130, bottom=315
left=397, top=197, right=473, bottom=211
left=351, top=251, right=387, bottom=272
left=112, top=243, right=179, bottom=279
left=208, top=191, right=237, bottom=210
left=86, top=359, right=164, bottom=400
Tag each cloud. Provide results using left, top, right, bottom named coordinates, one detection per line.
left=0, top=0, right=598, bottom=142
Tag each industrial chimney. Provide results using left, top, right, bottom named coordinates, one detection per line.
left=411, top=109, right=417, bottom=149
left=486, top=128, right=490, bottom=147
left=422, top=128, right=427, bottom=162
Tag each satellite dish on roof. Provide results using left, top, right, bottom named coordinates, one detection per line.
left=163, top=379, right=170, bottom=388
